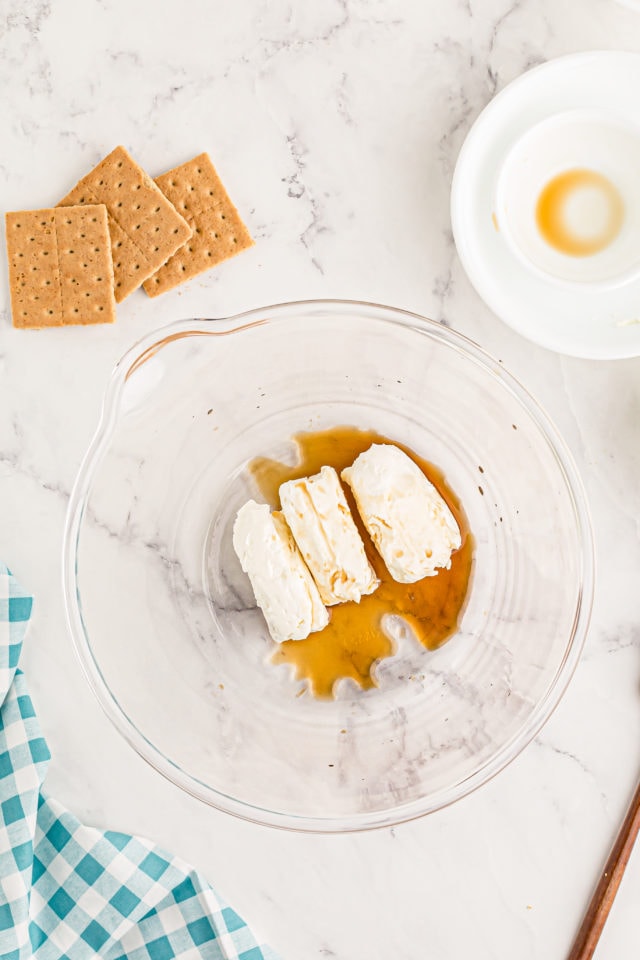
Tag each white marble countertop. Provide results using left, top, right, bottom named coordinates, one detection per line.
left=2, top=1, right=640, bottom=957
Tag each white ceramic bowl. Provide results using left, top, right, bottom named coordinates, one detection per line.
left=495, top=109, right=640, bottom=288
left=451, top=51, right=640, bottom=358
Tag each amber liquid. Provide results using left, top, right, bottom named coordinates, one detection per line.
left=535, top=168, right=624, bottom=257
left=250, top=426, right=473, bottom=698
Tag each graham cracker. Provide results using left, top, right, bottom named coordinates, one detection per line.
left=58, top=146, right=192, bottom=302
left=6, top=205, right=116, bottom=329
left=142, top=152, right=253, bottom=297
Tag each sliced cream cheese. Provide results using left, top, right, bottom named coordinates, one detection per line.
left=341, top=443, right=461, bottom=583
left=232, top=500, right=329, bottom=643
left=280, top=466, right=379, bottom=605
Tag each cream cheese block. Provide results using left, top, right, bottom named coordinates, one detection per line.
left=232, top=500, right=329, bottom=643
left=341, top=443, right=461, bottom=583
left=279, top=466, right=379, bottom=605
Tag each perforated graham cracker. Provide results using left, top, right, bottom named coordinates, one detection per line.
left=6, top=205, right=116, bottom=328
left=142, top=153, right=253, bottom=297
left=58, top=146, right=192, bottom=302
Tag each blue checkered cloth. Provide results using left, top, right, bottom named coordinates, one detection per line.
left=0, top=564, right=279, bottom=960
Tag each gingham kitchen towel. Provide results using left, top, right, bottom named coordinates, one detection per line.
left=0, top=563, right=279, bottom=960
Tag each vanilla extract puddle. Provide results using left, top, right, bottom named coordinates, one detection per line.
left=249, top=426, right=473, bottom=698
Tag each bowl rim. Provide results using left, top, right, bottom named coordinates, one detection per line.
left=62, top=298, right=595, bottom=833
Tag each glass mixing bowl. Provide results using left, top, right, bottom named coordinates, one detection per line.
left=63, top=300, right=594, bottom=832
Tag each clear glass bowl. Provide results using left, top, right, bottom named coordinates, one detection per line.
left=63, top=300, right=594, bottom=832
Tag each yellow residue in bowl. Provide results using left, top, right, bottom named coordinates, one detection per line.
left=535, top=168, right=624, bottom=257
